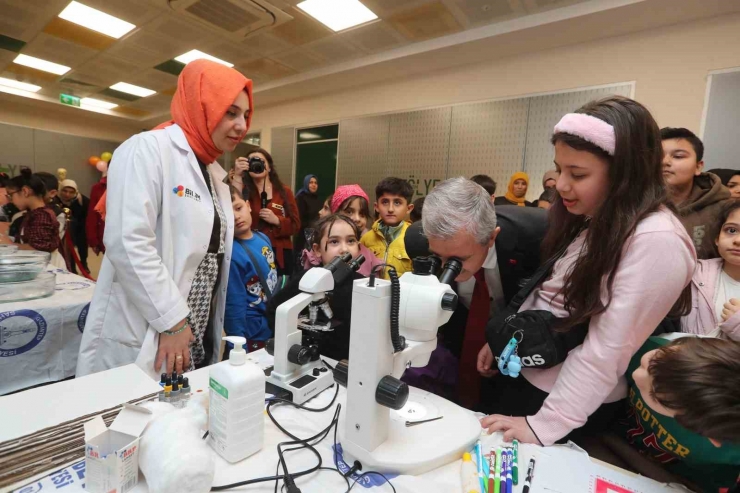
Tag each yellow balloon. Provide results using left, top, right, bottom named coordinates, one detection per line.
left=100, top=151, right=113, bottom=162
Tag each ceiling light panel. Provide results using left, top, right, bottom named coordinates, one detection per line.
left=297, top=0, right=378, bottom=32
left=174, top=50, right=233, bottom=67
left=13, top=54, right=70, bottom=75
left=58, top=1, right=136, bottom=39
left=0, top=77, right=41, bottom=92
left=110, top=82, right=156, bottom=97
left=80, top=97, right=117, bottom=109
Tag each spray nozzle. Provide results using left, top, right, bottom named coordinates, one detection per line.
left=223, top=336, right=247, bottom=365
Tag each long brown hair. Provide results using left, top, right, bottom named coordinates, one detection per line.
left=542, top=96, right=689, bottom=329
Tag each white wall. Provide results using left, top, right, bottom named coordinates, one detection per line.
left=251, top=12, right=740, bottom=148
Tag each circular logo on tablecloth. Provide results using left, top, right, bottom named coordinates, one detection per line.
left=15, top=481, right=43, bottom=493
left=0, top=310, right=47, bottom=357
left=55, top=281, right=93, bottom=291
left=78, top=303, right=90, bottom=333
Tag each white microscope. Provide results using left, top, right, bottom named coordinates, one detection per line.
left=334, top=257, right=483, bottom=476
left=266, top=253, right=364, bottom=404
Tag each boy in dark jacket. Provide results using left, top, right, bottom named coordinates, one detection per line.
left=662, top=127, right=731, bottom=258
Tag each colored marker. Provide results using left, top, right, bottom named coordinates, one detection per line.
left=488, top=450, right=495, bottom=493
left=494, top=447, right=502, bottom=493
left=483, top=448, right=490, bottom=493
left=505, top=449, right=513, bottom=493
left=500, top=449, right=505, bottom=493
left=475, top=441, right=486, bottom=493
left=523, top=457, right=536, bottom=493
left=512, top=440, right=519, bottom=485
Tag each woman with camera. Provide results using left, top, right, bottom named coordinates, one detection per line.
left=77, top=59, right=253, bottom=379
left=239, top=148, right=300, bottom=276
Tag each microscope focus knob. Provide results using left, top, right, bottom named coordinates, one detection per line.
left=333, top=360, right=349, bottom=388
left=265, top=338, right=275, bottom=356
left=287, top=344, right=311, bottom=366
left=441, top=293, right=458, bottom=312
left=375, top=376, right=409, bottom=410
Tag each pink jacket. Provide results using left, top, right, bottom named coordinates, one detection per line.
left=519, top=208, right=696, bottom=445
left=300, top=243, right=384, bottom=277
left=681, top=258, right=740, bottom=340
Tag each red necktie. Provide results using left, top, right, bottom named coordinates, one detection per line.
left=457, top=269, right=490, bottom=409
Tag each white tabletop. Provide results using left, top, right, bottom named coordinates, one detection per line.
left=0, top=268, right=95, bottom=395
left=3, top=352, right=688, bottom=493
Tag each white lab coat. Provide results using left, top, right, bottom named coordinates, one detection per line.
left=76, top=124, right=234, bottom=380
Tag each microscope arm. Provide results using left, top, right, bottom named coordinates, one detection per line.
left=271, top=291, right=323, bottom=380
left=390, top=339, right=437, bottom=379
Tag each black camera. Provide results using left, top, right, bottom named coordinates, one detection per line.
left=247, top=155, right=266, bottom=174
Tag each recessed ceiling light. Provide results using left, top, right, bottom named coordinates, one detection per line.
left=80, top=97, right=118, bottom=109
left=58, top=1, right=136, bottom=39
left=0, top=77, right=41, bottom=93
left=297, top=0, right=377, bottom=32
left=174, top=50, right=234, bottom=68
left=110, top=82, right=156, bottom=97
left=13, top=54, right=70, bottom=75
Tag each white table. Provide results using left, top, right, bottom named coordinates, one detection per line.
left=0, top=268, right=95, bottom=395
left=2, top=355, right=689, bottom=493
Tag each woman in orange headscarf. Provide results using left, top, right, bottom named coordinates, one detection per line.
left=494, top=172, right=535, bottom=207
left=78, top=59, right=253, bottom=379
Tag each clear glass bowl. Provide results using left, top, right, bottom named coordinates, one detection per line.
left=0, top=245, right=19, bottom=255
left=0, top=271, right=56, bottom=303
left=0, top=251, right=51, bottom=282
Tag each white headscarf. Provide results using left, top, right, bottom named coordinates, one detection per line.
left=60, top=179, right=82, bottom=206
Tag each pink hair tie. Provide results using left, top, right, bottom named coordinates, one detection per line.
left=554, top=113, right=616, bottom=156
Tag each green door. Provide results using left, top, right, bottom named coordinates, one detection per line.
left=294, top=125, right=338, bottom=204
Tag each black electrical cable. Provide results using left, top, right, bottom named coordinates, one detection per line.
left=265, top=383, right=339, bottom=416
left=328, top=401, right=396, bottom=493
left=368, top=264, right=405, bottom=352
left=210, top=387, right=341, bottom=491
left=210, top=405, right=340, bottom=491
left=348, top=471, right=398, bottom=493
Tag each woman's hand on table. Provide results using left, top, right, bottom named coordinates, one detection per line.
left=156, top=320, right=194, bottom=374
left=480, top=415, right=541, bottom=445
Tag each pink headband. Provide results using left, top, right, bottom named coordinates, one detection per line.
left=331, top=184, right=369, bottom=213
left=553, top=113, right=616, bottom=156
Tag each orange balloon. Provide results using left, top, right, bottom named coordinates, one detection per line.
left=89, top=156, right=100, bottom=166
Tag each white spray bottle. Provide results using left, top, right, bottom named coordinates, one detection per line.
left=208, top=336, right=265, bottom=463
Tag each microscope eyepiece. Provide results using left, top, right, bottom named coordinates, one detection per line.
left=439, top=258, right=463, bottom=285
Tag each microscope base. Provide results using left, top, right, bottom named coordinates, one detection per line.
left=265, top=361, right=334, bottom=405
left=340, top=387, right=481, bottom=476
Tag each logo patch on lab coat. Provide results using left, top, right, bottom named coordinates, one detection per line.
left=172, top=185, right=201, bottom=202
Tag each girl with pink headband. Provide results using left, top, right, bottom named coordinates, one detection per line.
left=478, top=96, right=696, bottom=447
left=301, top=184, right=383, bottom=276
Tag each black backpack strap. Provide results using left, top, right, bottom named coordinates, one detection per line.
left=236, top=238, right=274, bottom=301
left=507, top=254, right=559, bottom=311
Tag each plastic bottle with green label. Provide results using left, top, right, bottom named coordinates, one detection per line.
left=208, top=336, right=266, bottom=463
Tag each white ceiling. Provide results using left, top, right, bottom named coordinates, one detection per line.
left=0, top=0, right=738, bottom=128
